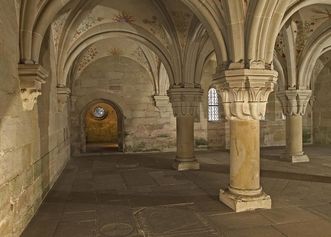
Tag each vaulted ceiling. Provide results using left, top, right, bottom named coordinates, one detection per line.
left=17, top=0, right=331, bottom=90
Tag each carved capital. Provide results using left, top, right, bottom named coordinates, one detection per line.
left=213, top=69, right=277, bottom=120
left=167, top=88, right=203, bottom=117
left=57, top=87, right=71, bottom=112
left=277, top=89, right=312, bottom=116
left=18, top=64, right=48, bottom=111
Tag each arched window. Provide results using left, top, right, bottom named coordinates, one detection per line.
left=208, top=88, right=219, bottom=121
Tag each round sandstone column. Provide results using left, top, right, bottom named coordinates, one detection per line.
left=219, top=119, right=271, bottom=212
left=228, top=120, right=261, bottom=195
left=214, top=68, right=277, bottom=212
left=173, top=116, right=200, bottom=171
left=283, top=115, right=309, bottom=163
left=168, top=87, right=202, bottom=171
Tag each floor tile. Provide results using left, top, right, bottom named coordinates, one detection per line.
left=21, top=149, right=331, bottom=236
left=273, top=219, right=331, bottom=237
left=224, top=226, right=286, bottom=237
left=259, top=206, right=320, bottom=224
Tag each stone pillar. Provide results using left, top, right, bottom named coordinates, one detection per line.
left=278, top=89, right=312, bottom=163
left=176, top=116, right=195, bottom=161
left=168, top=88, right=203, bottom=171
left=18, top=64, right=48, bottom=111
left=213, top=69, right=277, bottom=212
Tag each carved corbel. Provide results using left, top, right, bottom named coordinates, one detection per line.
left=57, top=87, right=71, bottom=112
left=153, top=95, right=170, bottom=108
left=18, top=64, right=48, bottom=111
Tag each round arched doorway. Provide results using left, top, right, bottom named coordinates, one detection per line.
left=82, top=100, right=123, bottom=153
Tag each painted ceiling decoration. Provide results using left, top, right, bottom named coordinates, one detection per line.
left=51, top=11, right=70, bottom=56
left=142, top=15, right=169, bottom=49
left=76, top=46, right=98, bottom=73
left=73, top=14, right=105, bottom=41
left=113, top=11, right=135, bottom=23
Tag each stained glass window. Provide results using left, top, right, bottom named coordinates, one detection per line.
left=93, top=106, right=107, bottom=119
left=208, top=88, right=219, bottom=121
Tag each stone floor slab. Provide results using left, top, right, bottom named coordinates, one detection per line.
left=208, top=211, right=273, bottom=231
left=20, top=219, right=59, bottom=237
left=134, top=204, right=219, bottom=237
left=273, top=219, right=331, bottom=237
left=53, top=220, right=96, bottom=237
left=224, top=226, right=286, bottom=237
left=21, top=148, right=331, bottom=237
left=259, top=206, right=320, bottom=224
left=305, top=203, right=331, bottom=220
left=121, top=170, right=156, bottom=188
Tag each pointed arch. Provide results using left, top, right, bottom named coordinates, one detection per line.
left=299, top=20, right=331, bottom=88
left=60, top=24, right=176, bottom=89
left=180, top=0, right=228, bottom=64
left=246, top=0, right=290, bottom=67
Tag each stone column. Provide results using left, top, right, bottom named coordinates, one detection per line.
left=213, top=69, right=277, bottom=212
left=278, top=90, right=312, bottom=163
left=168, top=88, right=203, bottom=171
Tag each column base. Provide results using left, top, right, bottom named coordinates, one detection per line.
left=280, top=153, right=310, bottom=163
left=172, top=159, right=200, bottom=171
left=219, top=189, right=271, bottom=212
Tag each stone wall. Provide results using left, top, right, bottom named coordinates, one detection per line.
left=70, top=56, right=177, bottom=154
left=313, top=64, right=331, bottom=144
left=0, top=2, right=70, bottom=236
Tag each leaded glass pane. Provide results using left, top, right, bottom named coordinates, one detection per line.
left=93, top=106, right=107, bottom=119
left=208, top=88, right=219, bottom=121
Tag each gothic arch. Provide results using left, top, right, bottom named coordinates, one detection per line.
left=180, top=0, right=228, bottom=64
left=281, top=0, right=331, bottom=28
left=223, top=0, right=245, bottom=66
left=20, top=0, right=228, bottom=72
left=183, top=21, right=216, bottom=86
left=247, top=0, right=290, bottom=67
left=273, top=54, right=286, bottom=90
left=299, top=20, right=331, bottom=88
left=60, top=25, right=176, bottom=87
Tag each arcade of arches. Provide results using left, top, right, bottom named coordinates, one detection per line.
left=1, top=0, right=331, bottom=236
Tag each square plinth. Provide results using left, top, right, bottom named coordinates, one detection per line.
left=281, top=153, right=310, bottom=163
left=172, top=160, right=200, bottom=171
left=219, top=189, right=272, bottom=212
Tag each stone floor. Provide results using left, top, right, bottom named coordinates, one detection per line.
left=21, top=145, right=331, bottom=237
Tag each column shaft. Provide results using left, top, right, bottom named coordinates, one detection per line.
left=219, top=119, right=271, bottom=212
left=176, top=116, right=194, bottom=159
left=173, top=116, right=199, bottom=171
left=229, top=120, right=260, bottom=193
left=283, top=115, right=309, bottom=163
left=287, top=115, right=303, bottom=155
left=278, top=89, right=312, bottom=163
